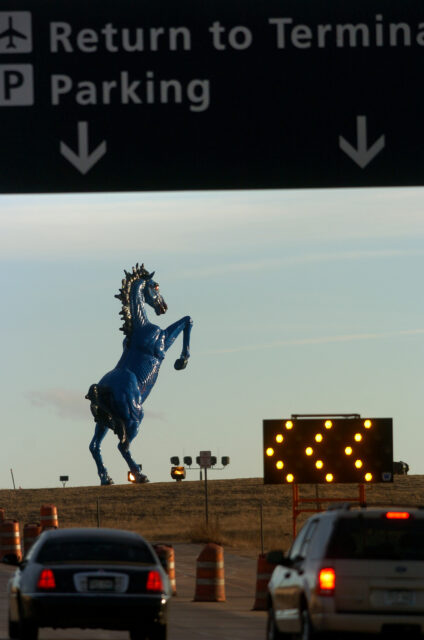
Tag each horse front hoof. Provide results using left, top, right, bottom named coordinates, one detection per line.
left=100, top=476, right=114, bottom=486
left=134, top=471, right=149, bottom=483
left=174, top=358, right=188, bottom=370
left=129, top=469, right=149, bottom=483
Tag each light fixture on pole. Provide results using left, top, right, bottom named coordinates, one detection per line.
left=170, top=452, right=230, bottom=524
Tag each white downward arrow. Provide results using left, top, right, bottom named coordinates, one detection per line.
left=60, top=121, right=107, bottom=174
left=339, top=116, right=385, bottom=169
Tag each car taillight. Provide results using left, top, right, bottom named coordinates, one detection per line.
left=317, top=568, right=335, bottom=595
left=385, top=511, right=411, bottom=520
left=37, top=568, right=56, bottom=590
left=146, top=570, right=163, bottom=592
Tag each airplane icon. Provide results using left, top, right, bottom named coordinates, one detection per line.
left=0, top=16, right=28, bottom=49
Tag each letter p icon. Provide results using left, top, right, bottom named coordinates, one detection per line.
left=0, top=64, right=33, bottom=105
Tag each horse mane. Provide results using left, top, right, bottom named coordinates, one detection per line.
left=114, top=263, right=153, bottom=338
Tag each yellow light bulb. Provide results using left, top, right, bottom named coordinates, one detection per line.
left=276, top=434, right=284, bottom=443
left=316, top=460, right=324, bottom=469
left=354, top=433, right=362, bottom=442
left=286, top=473, right=294, bottom=483
left=315, top=433, right=323, bottom=443
left=355, top=459, right=363, bottom=469
left=325, top=473, right=334, bottom=482
left=345, top=446, right=353, bottom=455
left=276, top=460, right=284, bottom=470
left=285, top=420, right=293, bottom=430
left=305, top=447, right=313, bottom=456
left=266, top=447, right=274, bottom=457
left=365, top=472, right=373, bottom=482
left=364, top=420, right=372, bottom=429
left=325, top=420, right=333, bottom=429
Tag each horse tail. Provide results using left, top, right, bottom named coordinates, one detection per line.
left=85, top=384, right=128, bottom=448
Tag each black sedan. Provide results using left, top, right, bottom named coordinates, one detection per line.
left=5, top=527, right=171, bottom=640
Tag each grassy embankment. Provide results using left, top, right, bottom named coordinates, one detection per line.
left=0, top=475, right=420, bottom=554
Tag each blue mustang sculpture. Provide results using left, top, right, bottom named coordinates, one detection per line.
left=86, top=263, right=193, bottom=485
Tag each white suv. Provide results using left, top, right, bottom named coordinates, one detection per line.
left=267, top=504, right=424, bottom=639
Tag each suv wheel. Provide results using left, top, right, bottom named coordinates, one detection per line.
left=267, top=607, right=286, bottom=640
left=299, top=609, right=314, bottom=640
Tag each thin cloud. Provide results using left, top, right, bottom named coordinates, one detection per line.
left=2, top=188, right=424, bottom=259
left=26, top=389, right=87, bottom=419
left=201, top=328, right=424, bottom=355
left=26, top=389, right=166, bottom=421
left=178, top=249, right=424, bottom=279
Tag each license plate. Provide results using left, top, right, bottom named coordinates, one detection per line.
left=384, top=590, right=416, bottom=606
left=87, top=577, right=115, bottom=592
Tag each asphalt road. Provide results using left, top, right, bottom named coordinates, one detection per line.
left=0, top=543, right=266, bottom=640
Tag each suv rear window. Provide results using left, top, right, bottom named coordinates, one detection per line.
left=36, top=541, right=155, bottom=564
left=326, top=516, right=424, bottom=560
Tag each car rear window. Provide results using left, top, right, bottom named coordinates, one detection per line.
left=36, top=540, right=155, bottom=564
left=326, top=516, right=424, bottom=560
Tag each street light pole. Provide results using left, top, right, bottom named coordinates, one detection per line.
left=204, top=466, right=208, bottom=525
left=170, top=452, right=230, bottom=526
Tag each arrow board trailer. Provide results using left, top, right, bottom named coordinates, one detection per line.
left=1, top=1, right=424, bottom=193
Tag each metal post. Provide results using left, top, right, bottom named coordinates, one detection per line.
left=10, top=469, right=16, bottom=490
left=260, top=502, right=264, bottom=555
left=315, top=484, right=321, bottom=511
left=292, top=483, right=298, bottom=539
left=204, top=467, right=209, bottom=525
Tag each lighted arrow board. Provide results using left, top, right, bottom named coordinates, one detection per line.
left=263, top=417, right=393, bottom=484
left=1, top=1, right=424, bottom=192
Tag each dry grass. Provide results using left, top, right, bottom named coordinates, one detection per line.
left=0, top=475, right=422, bottom=555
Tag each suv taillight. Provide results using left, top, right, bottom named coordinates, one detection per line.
left=37, top=568, right=56, bottom=590
left=317, top=568, right=335, bottom=595
left=146, top=570, right=163, bottom=592
left=385, top=511, right=411, bottom=520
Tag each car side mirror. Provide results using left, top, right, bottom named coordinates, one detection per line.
left=266, top=549, right=290, bottom=566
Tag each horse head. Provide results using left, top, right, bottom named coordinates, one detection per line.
left=143, top=272, right=168, bottom=316
left=114, top=263, right=168, bottom=339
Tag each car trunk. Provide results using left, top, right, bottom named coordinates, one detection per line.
left=40, top=564, right=153, bottom=593
left=332, top=559, right=424, bottom=613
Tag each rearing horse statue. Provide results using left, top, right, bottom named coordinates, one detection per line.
left=86, top=263, right=193, bottom=485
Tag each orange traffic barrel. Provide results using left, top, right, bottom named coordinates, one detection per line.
left=0, top=520, right=22, bottom=562
left=194, top=543, right=225, bottom=602
left=23, top=523, right=42, bottom=554
left=40, top=504, right=58, bottom=530
left=252, top=553, right=277, bottom=610
left=154, top=544, right=177, bottom=595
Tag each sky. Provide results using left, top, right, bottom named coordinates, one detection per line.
left=1, top=187, right=423, bottom=489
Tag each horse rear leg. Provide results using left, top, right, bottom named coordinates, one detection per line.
left=89, top=423, right=114, bottom=485
left=117, top=419, right=149, bottom=483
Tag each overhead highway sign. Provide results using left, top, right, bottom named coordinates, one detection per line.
left=1, top=1, right=423, bottom=193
